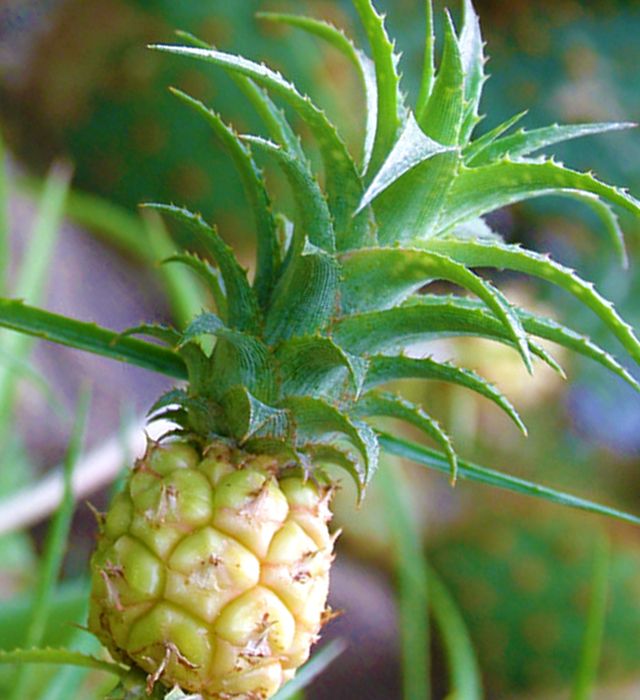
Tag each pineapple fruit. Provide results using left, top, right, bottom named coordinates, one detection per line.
left=89, top=441, right=335, bottom=698
left=3, top=0, right=640, bottom=698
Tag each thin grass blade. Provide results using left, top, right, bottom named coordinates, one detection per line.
left=273, top=639, right=346, bottom=699
left=9, top=388, right=90, bottom=700
left=378, top=461, right=430, bottom=700
left=379, top=432, right=640, bottom=526
left=570, top=536, right=610, bottom=700
left=428, top=565, right=483, bottom=700
left=0, top=161, right=71, bottom=427
left=0, top=129, right=8, bottom=293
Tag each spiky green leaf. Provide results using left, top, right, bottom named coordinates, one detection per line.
left=436, top=157, right=640, bottom=236
left=150, top=44, right=367, bottom=248
left=264, top=239, right=339, bottom=344
left=423, top=237, right=640, bottom=366
left=173, top=30, right=306, bottom=162
left=465, top=121, right=636, bottom=167
left=304, top=444, right=365, bottom=501
left=275, top=335, right=367, bottom=399
left=169, top=88, right=280, bottom=307
left=404, top=294, right=640, bottom=391
left=283, top=395, right=379, bottom=485
left=211, top=330, right=276, bottom=403
left=180, top=312, right=226, bottom=344
left=146, top=204, right=260, bottom=333
left=222, top=385, right=288, bottom=443
left=338, top=247, right=532, bottom=370
left=147, top=388, right=189, bottom=419
left=243, top=135, right=334, bottom=253
left=119, top=324, right=182, bottom=347
left=256, top=11, right=378, bottom=174
left=162, top=253, right=227, bottom=320
left=364, top=354, right=526, bottom=434
left=351, top=0, right=402, bottom=178
left=459, top=0, right=486, bottom=142
left=369, top=148, right=461, bottom=244
left=415, top=0, right=435, bottom=119
left=354, top=391, right=458, bottom=483
left=417, top=10, right=465, bottom=146
left=357, top=113, right=456, bottom=216
left=463, top=110, right=528, bottom=163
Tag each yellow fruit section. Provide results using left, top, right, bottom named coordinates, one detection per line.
left=88, top=441, right=335, bottom=700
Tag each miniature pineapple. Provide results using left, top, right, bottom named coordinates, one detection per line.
left=2, top=0, right=640, bottom=698
left=89, top=441, right=336, bottom=698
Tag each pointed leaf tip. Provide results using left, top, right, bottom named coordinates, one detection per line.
left=357, top=112, right=456, bottom=214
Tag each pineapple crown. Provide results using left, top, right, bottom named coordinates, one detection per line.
left=121, top=0, right=640, bottom=495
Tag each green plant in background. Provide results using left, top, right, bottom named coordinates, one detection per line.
left=428, top=504, right=640, bottom=697
left=2, top=0, right=640, bottom=699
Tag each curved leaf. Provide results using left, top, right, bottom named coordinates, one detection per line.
left=264, top=239, right=339, bottom=344
left=162, top=252, right=227, bottom=320
left=338, top=247, right=532, bottom=370
left=354, top=391, right=458, bottom=483
left=145, top=204, right=260, bottom=333
left=243, top=135, right=334, bottom=253
left=180, top=312, right=225, bottom=344
left=463, top=110, right=528, bottom=164
left=405, top=294, right=640, bottom=390
left=364, top=354, right=526, bottom=434
left=211, top=329, right=276, bottom=403
left=275, top=335, right=367, bottom=399
left=256, top=11, right=379, bottom=174
left=465, top=121, right=636, bottom=167
left=221, top=385, right=288, bottom=444
left=173, top=29, right=307, bottom=162
left=437, top=157, right=640, bottom=236
left=283, top=395, right=379, bottom=486
left=303, top=443, right=365, bottom=501
left=150, top=44, right=367, bottom=248
left=169, top=88, right=280, bottom=307
left=118, top=323, right=182, bottom=348
left=423, top=237, right=640, bottom=367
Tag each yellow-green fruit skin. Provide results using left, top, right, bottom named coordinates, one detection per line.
left=88, top=441, right=335, bottom=700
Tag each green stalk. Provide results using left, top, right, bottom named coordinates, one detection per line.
left=0, top=161, right=72, bottom=430
left=571, top=536, right=611, bottom=700
left=378, top=432, right=640, bottom=526
left=0, top=129, right=9, bottom=294
left=8, top=387, right=90, bottom=700
left=273, top=639, right=345, bottom=699
left=379, top=461, right=431, bottom=700
left=428, top=566, right=483, bottom=700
